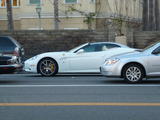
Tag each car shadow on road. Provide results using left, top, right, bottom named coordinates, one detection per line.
left=25, top=74, right=102, bottom=78
left=0, top=80, right=21, bottom=84
left=102, top=79, right=160, bottom=84
left=141, top=80, right=160, bottom=84
left=102, top=80, right=127, bottom=84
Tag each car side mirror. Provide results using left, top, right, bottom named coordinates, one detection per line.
left=77, top=49, right=84, bottom=54
left=152, top=50, right=160, bottom=55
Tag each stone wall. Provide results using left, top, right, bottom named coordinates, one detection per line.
left=1, top=30, right=159, bottom=59
left=134, top=31, right=160, bottom=48
left=0, top=30, right=109, bottom=58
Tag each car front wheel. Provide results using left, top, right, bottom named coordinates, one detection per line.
left=123, top=64, right=144, bottom=83
left=38, top=58, right=58, bottom=77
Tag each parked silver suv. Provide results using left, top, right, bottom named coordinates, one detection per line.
left=100, top=42, right=160, bottom=83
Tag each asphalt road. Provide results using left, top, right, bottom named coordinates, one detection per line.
left=0, top=73, right=160, bottom=120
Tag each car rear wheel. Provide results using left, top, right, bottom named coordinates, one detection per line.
left=38, top=58, right=58, bottom=76
left=123, top=64, right=144, bottom=83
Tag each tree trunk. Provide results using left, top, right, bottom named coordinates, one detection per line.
left=6, top=0, right=14, bottom=31
left=54, top=0, right=59, bottom=30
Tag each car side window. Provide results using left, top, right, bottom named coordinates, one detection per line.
left=100, top=44, right=121, bottom=51
left=75, top=43, right=121, bottom=53
left=82, top=44, right=96, bottom=52
left=105, top=44, right=121, bottom=49
left=80, top=44, right=102, bottom=53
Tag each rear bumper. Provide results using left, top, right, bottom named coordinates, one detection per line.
left=0, top=64, right=23, bottom=73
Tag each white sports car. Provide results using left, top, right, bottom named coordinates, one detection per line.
left=24, top=42, right=135, bottom=76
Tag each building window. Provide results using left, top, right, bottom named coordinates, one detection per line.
left=29, top=0, right=41, bottom=5
left=0, top=0, right=20, bottom=8
left=65, top=0, right=78, bottom=4
left=13, top=0, right=20, bottom=6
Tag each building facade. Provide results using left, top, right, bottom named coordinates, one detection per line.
left=0, top=0, right=142, bottom=31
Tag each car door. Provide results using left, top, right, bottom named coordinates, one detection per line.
left=64, top=43, right=120, bottom=72
left=147, top=46, right=160, bottom=76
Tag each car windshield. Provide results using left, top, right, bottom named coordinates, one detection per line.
left=141, top=42, right=159, bottom=52
left=68, top=43, right=89, bottom=52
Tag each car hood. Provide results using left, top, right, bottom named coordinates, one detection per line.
left=110, top=51, right=146, bottom=59
left=35, top=51, right=68, bottom=59
left=103, top=48, right=136, bottom=59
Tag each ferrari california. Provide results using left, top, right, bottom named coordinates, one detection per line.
left=24, top=42, right=135, bottom=76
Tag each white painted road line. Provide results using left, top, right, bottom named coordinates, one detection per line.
left=0, top=84, right=160, bottom=87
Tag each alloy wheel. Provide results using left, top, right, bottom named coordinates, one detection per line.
left=123, top=64, right=144, bottom=83
left=126, top=66, right=142, bottom=82
left=39, top=58, right=57, bottom=76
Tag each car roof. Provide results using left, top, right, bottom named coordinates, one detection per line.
left=90, top=42, right=122, bottom=44
left=89, top=42, right=128, bottom=47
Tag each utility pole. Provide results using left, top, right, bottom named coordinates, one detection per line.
left=54, top=0, right=59, bottom=30
left=6, top=0, right=14, bottom=31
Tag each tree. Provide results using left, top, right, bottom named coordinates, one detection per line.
left=67, top=6, right=96, bottom=30
left=6, top=0, right=14, bottom=31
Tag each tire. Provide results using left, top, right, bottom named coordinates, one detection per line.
left=123, top=64, right=144, bottom=83
left=38, top=58, right=58, bottom=77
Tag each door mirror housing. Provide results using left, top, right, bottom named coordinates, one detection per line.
left=77, top=49, right=84, bottom=54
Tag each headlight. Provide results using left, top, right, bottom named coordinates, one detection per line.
left=105, top=58, right=120, bottom=65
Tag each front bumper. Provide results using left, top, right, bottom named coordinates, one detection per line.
left=100, top=63, right=122, bottom=77
left=0, top=64, right=23, bottom=73
left=24, top=60, right=37, bottom=73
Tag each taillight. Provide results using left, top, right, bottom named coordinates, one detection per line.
left=2, top=51, right=19, bottom=56
left=2, top=47, right=20, bottom=57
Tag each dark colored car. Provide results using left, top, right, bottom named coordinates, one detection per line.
left=0, top=36, right=24, bottom=57
left=0, top=36, right=24, bottom=73
left=0, top=55, right=23, bottom=73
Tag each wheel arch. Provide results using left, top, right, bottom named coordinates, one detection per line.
left=121, top=62, right=146, bottom=78
left=37, top=57, right=59, bottom=73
